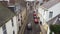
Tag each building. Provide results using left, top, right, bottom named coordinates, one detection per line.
left=8, top=1, right=28, bottom=34
left=38, top=0, right=60, bottom=25
left=47, top=14, right=60, bottom=25
left=0, top=3, right=19, bottom=34
left=37, top=0, right=60, bottom=34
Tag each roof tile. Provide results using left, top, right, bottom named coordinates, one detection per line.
left=41, top=0, right=60, bottom=9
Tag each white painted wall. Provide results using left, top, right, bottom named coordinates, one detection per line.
left=47, top=26, right=50, bottom=34
left=18, top=14, right=21, bottom=27
left=47, top=2, right=60, bottom=21
left=6, top=16, right=18, bottom=34
left=0, top=27, right=3, bottom=34
left=15, top=3, right=22, bottom=27
left=0, top=16, right=18, bottom=34
left=6, top=19, right=13, bottom=34
left=13, top=16, right=18, bottom=34
left=38, top=7, right=45, bottom=25
left=38, top=2, right=60, bottom=22
left=38, top=2, right=60, bottom=34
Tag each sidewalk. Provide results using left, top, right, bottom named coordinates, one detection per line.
left=39, top=25, right=47, bottom=34
left=18, top=8, right=28, bottom=34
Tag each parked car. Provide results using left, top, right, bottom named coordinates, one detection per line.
left=33, top=11, right=35, bottom=13
left=27, top=23, right=32, bottom=30
left=33, top=13, right=36, bottom=16
left=33, top=16, right=37, bottom=19
left=34, top=18, right=38, bottom=24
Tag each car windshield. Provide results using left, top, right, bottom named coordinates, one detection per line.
left=35, top=19, right=38, bottom=21
left=28, top=23, right=31, bottom=26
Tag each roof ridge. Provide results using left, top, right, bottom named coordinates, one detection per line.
left=0, top=2, right=16, bottom=27
left=47, top=14, right=60, bottom=23
left=41, top=0, right=60, bottom=9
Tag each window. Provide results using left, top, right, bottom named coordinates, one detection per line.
left=18, top=15, right=20, bottom=21
left=49, top=12, right=53, bottom=18
left=2, top=25, right=7, bottom=34
left=13, top=31, right=15, bottom=34
left=18, top=19, right=20, bottom=21
left=11, top=18, right=14, bottom=26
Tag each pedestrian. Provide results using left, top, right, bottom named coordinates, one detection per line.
left=21, top=16, right=23, bottom=25
left=40, top=21, right=42, bottom=25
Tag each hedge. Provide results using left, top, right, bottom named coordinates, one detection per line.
left=50, top=25, right=60, bottom=34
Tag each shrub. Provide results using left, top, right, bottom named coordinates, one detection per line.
left=50, top=25, right=60, bottom=34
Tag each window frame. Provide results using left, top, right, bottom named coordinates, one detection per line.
left=11, top=18, right=14, bottom=26
left=49, top=11, right=53, bottom=18
left=2, top=25, right=7, bottom=34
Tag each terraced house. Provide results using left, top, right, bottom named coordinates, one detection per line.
left=37, top=0, right=60, bottom=34
left=0, top=3, right=19, bottom=34
left=0, top=0, right=27, bottom=34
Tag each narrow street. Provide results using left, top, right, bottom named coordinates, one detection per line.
left=24, top=9, right=41, bottom=34
left=0, top=0, right=60, bottom=34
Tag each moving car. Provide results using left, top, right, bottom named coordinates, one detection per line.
left=27, top=23, right=32, bottom=30
left=33, top=13, right=36, bottom=16
left=33, top=11, right=35, bottom=13
left=34, top=16, right=37, bottom=19
left=34, top=18, right=38, bottom=24
left=33, top=12, right=37, bottom=18
left=33, top=11, right=37, bottom=18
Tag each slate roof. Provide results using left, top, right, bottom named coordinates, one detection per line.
left=41, top=0, right=60, bottom=9
left=47, top=14, right=60, bottom=25
left=0, top=2, right=15, bottom=27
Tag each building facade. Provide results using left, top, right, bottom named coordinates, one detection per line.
left=0, top=16, right=18, bottom=34
left=0, top=2, right=19, bottom=34
left=38, top=0, right=60, bottom=24
left=37, top=0, right=60, bottom=34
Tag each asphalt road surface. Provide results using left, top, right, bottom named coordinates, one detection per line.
left=24, top=10, right=41, bottom=34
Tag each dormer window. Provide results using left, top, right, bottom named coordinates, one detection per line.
left=49, top=11, right=53, bottom=18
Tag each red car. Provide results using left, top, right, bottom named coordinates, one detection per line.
left=33, top=11, right=35, bottom=13
left=33, top=12, right=37, bottom=19
left=33, top=13, right=36, bottom=16
left=34, top=18, right=38, bottom=24
left=34, top=16, right=37, bottom=19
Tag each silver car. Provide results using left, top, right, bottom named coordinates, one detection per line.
left=27, top=23, right=32, bottom=30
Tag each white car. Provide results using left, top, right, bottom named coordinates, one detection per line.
left=34, top=16, right=37, bottom=19
left=27, top=23, right=32, bottom=30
